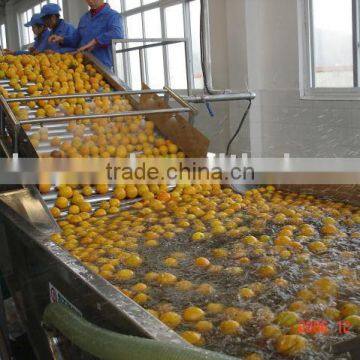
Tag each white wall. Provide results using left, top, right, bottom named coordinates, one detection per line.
left=235, top=0, right=360, bottom=157
left=4, top=0, right=20, bottom=50
left=225, top=0, right=251, bottom=155
left=207, top=0, right=359, bottom=157
left=64, top=0, right=87, bottom=26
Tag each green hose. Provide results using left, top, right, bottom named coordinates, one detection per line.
left=43, top=303, right=238, bottom=360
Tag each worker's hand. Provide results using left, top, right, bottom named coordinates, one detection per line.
left=48, top=35, right=64, bottom=44
left=28, top=46, right=35, bottom=53
left=76, top=39, right=98, bottom=53
left=44, top=49, right=55, bottom=54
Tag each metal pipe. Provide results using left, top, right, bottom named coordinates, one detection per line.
left=0, top=108, right=5, bottom=136
left=184, top=40, right=192, bottom=96
left=200, top=0, right=226, bottom=95
left=183, top=92, right=256, bottom=103
left=0, top=95, right=18, bottom=126
left=5, top=89, right=166, bottom=103
left=164, top=86, right=198, bottom=114
left=116, top=40, right=187, bottom=53
left=160, top=8, right=170, bottom=87
left=352, top=0, right=359, bottom=87
left=139, top=49, right=146, bottom=85
left=114, top=38, right=187, bottom=43
left=199, top=0, right=257, bottom=103
left=13, top=124, right=19, bottom=155
left=140, top=15, right=150, bottom=87
left=0, top=136, right=12, bottom=159
left=20, top=107, right=192, bottom=125
left=112, top=40, right=119, bottom=82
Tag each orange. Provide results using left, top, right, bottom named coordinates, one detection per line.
left=96, top=184, right=108, bottom=195
left=168, top=144, right=178, bottom=154
left=183, top=307, right=205, bottom=322
left=114, top=188, right=126, bottom=200
left=195, top=257, right=210, bottom=268
left=219, top=320, right=240, bottom=335
left=39, top=184, right=51, bottom=194
left=321, top=224, right=337, bottom=235
left=160, top=312, right=182, bottom=329
left=126, top=185, right=138, bottom=199
left=58, top=185, right=73, bottom=199
left=50, top=207, right=61, bottom=218
left=181, top=331, right=203, bottom=346
left=55, top=197, right=69, bottom=209
left=157, top=272, right=177, bottom=285
left=157, top=192, right=171, bottom=202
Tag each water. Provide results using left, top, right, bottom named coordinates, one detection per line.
left=56, top=188, right=360, bottom=359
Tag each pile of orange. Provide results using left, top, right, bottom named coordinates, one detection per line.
left=0, top=53, right=184, bottom=161
left=1, top=53, right=186, bottom=206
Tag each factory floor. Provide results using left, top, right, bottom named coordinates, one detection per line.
left=10, top=335, right=36, bottom=360
left=1, top=274, right=36, bottom=360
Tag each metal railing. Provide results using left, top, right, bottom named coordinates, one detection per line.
left=0, top=86, right=197, bottom=156
left=112, top=37, right=256, bottom=100
left=113, top=38, right=193, bottom=96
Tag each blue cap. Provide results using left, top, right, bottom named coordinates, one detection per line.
left=25, top=13, right=45, bottom=27
left=40, top=3, right=62, bottom=17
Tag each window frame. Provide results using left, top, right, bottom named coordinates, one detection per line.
left=111, top=0, right=203, bottom=92
left=299, top=0, right=360, bottom=100
left=0, top=23, right=7, bottom=50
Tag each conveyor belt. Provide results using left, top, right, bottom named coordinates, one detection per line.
left=0, top=53, right=198, bottom=223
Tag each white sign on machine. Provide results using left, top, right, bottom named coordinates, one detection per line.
left=49, top=283, right=82, bottom=317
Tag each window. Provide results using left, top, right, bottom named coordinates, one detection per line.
left=18, top=0, right=63, bottom=48
left=108, top=0, right=204, bottom=91
left=0, top=24, right=6, bottom=50
left=300, top=0, right=360, bottom=99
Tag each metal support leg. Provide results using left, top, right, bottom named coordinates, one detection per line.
left=164, top=93, right=170, bottom=107
left=0, top=281, right=12, bottom=360
left=0, top=108, right=5, bottom=137
left=13, top=125, right=19, bottom=157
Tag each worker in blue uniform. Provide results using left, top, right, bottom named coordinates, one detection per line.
left=25, top=14, right=51, bottom=53
left=40, top=3, right=76, bottom=54
left=4, top=14, right=50, bottom=55
left=48, top=0, right=124, bottom=70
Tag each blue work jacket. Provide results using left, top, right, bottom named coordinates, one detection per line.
left=48, top=19, right=76, bottom=54
left=63, top=4, right=124, bottom=69
left=15, top=29, right=51, bottom=55
left=34, top=29, right=51, bottom=52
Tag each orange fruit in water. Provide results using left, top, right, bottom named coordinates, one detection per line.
left=181, top=331, right=203, bottom=346
left=321, top=224, right=337, bottom=235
